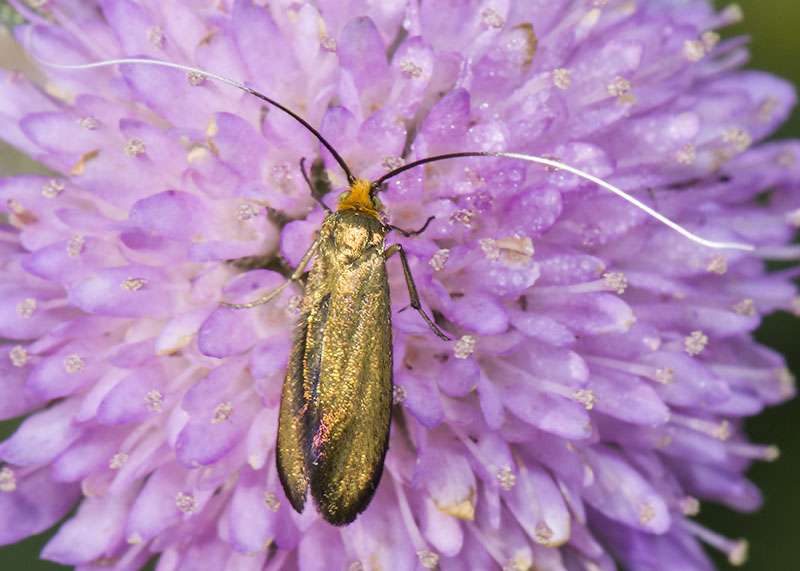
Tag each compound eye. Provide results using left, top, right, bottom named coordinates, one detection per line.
left=371, top=196, right=382, bottom=211
left=338, top=190, right=351, bottom=204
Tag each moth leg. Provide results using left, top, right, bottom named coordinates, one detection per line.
left=385, top=243, right=450, bottom=340
left=300, top=157, right=332, bottom=213
left=222, top=237, right=320, bottom=309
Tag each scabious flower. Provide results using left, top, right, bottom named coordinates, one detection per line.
left=1, top=0, right=798, bottom=569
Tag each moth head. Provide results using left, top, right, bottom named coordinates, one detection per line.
left=337, top=178, right=382, bottom=216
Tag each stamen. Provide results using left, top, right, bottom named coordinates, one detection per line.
left=573, top=389, right=597, bottom=410
left=683, top=40, right=706, bottom=62
left=186, top=71, right=206, bottom=86
left=496, top=467, right=516, bottom=491
left=454, top=335, right=476, bottom=359
left=124, top=138, right=147, bottom=156
left=64, top=354, right=85, bottom=373
left=175, top=492, right=198, bottom=514
left=681, top=519, right=748, bottom=566
left=392, top=385, right=407, bottom=404
left=285, top=295, right=303, bottom=316
left=684, top=331, right=708, bottom=356
left=732, top=298, right=756, bottom=316
left=480, top=7, right=506, bottom=29
left=147, top=25, right=165, bottom=50
left=319, top=34, right=337, bottom=52
left=399, top=59, right=423, bottom=78
left=109, top=452, right=129, bottom=469
left=145, top=390, right=163, bottom=412
left=236, top=203, right=260, bottom=221
left=390, top=471, right=436, bottom=565
left=706, top=253, right=727, bottom=275
left=211, top=402, right=233, bottom=424
left=480, top=238, right=500, bottom=261
left=727, top=442, right=779, bottom=462
left=41, top=179, right=65, bottom=197
left=449, top=209, right=475, bottom=227
left=676, top=143, right=696, bottom=164
left=552, top=68, right=572, bottom=89
left=429, top=248, right=450, bottom=271
left=67, top=234, right=84, bottom=256
left=9, top=345, right=28, bottom=367
left=678, top=496, right=700, bottom=516
left=670, top=413, right=730, bottom=440
left=17, top=298, right=37, bottom=318
left=263, top=492, right=280, bottom=511
left=79, top=116, right=100, bottom=130
left=417, top=550, right=439, bottom=569
left=701, top=31, right=721, bottom=51
left=121, top=277, right=148, bottom=291
left=0, top=466, right=17, bottom=492
left=607, top=76, right=631, bottom=96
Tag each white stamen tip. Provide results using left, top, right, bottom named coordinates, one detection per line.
left=603, top=272, right=627, bottom=294
left=454, top=335, right=476, bottom=359
left=109, top=452, right=129, bottom=469
left=263, top=492, right=280, bottom=511
left=496, top=467, right=516, bottom=491
left=417, top=550, right=439, bottom=569
left=392, top=385, right=407, bottom=404
left=64, top=354, right=85, bottom=373
left=175, top=492, right=198, bottom=513
left=684, top=331, right=708, bottom=356
left=9, top=345, right=29, bottom=367
left=429, top=248, right=450, bottom=271
left=552, top=68, right=572, bottom=89
left=212, top=402, right=233, bottom=423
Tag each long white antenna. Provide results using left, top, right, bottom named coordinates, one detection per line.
left=32, top=54, right=755, bottom=253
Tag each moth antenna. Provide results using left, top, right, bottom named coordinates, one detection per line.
left=30, top=54, right=357, bottom=185
left=32, top=50, right=753, bottom=253
left=375, top=151, right=755, bottom=252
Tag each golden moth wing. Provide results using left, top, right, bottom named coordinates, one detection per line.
left=309, top=243, right=393, bottom=525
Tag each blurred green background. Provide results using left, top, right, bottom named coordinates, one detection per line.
left=1, top=1, right=799, bottom=569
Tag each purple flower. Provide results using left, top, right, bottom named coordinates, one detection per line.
left=1, top=0, right=798, bottom=569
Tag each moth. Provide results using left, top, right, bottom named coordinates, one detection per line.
left=226, top=165, right=449, bottom=524
left=43, top=56, right=754, bottom=525
left=269, top=176, right=446, bottom=525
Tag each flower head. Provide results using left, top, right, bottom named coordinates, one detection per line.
left=1, top=0, right=798, bottom=569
